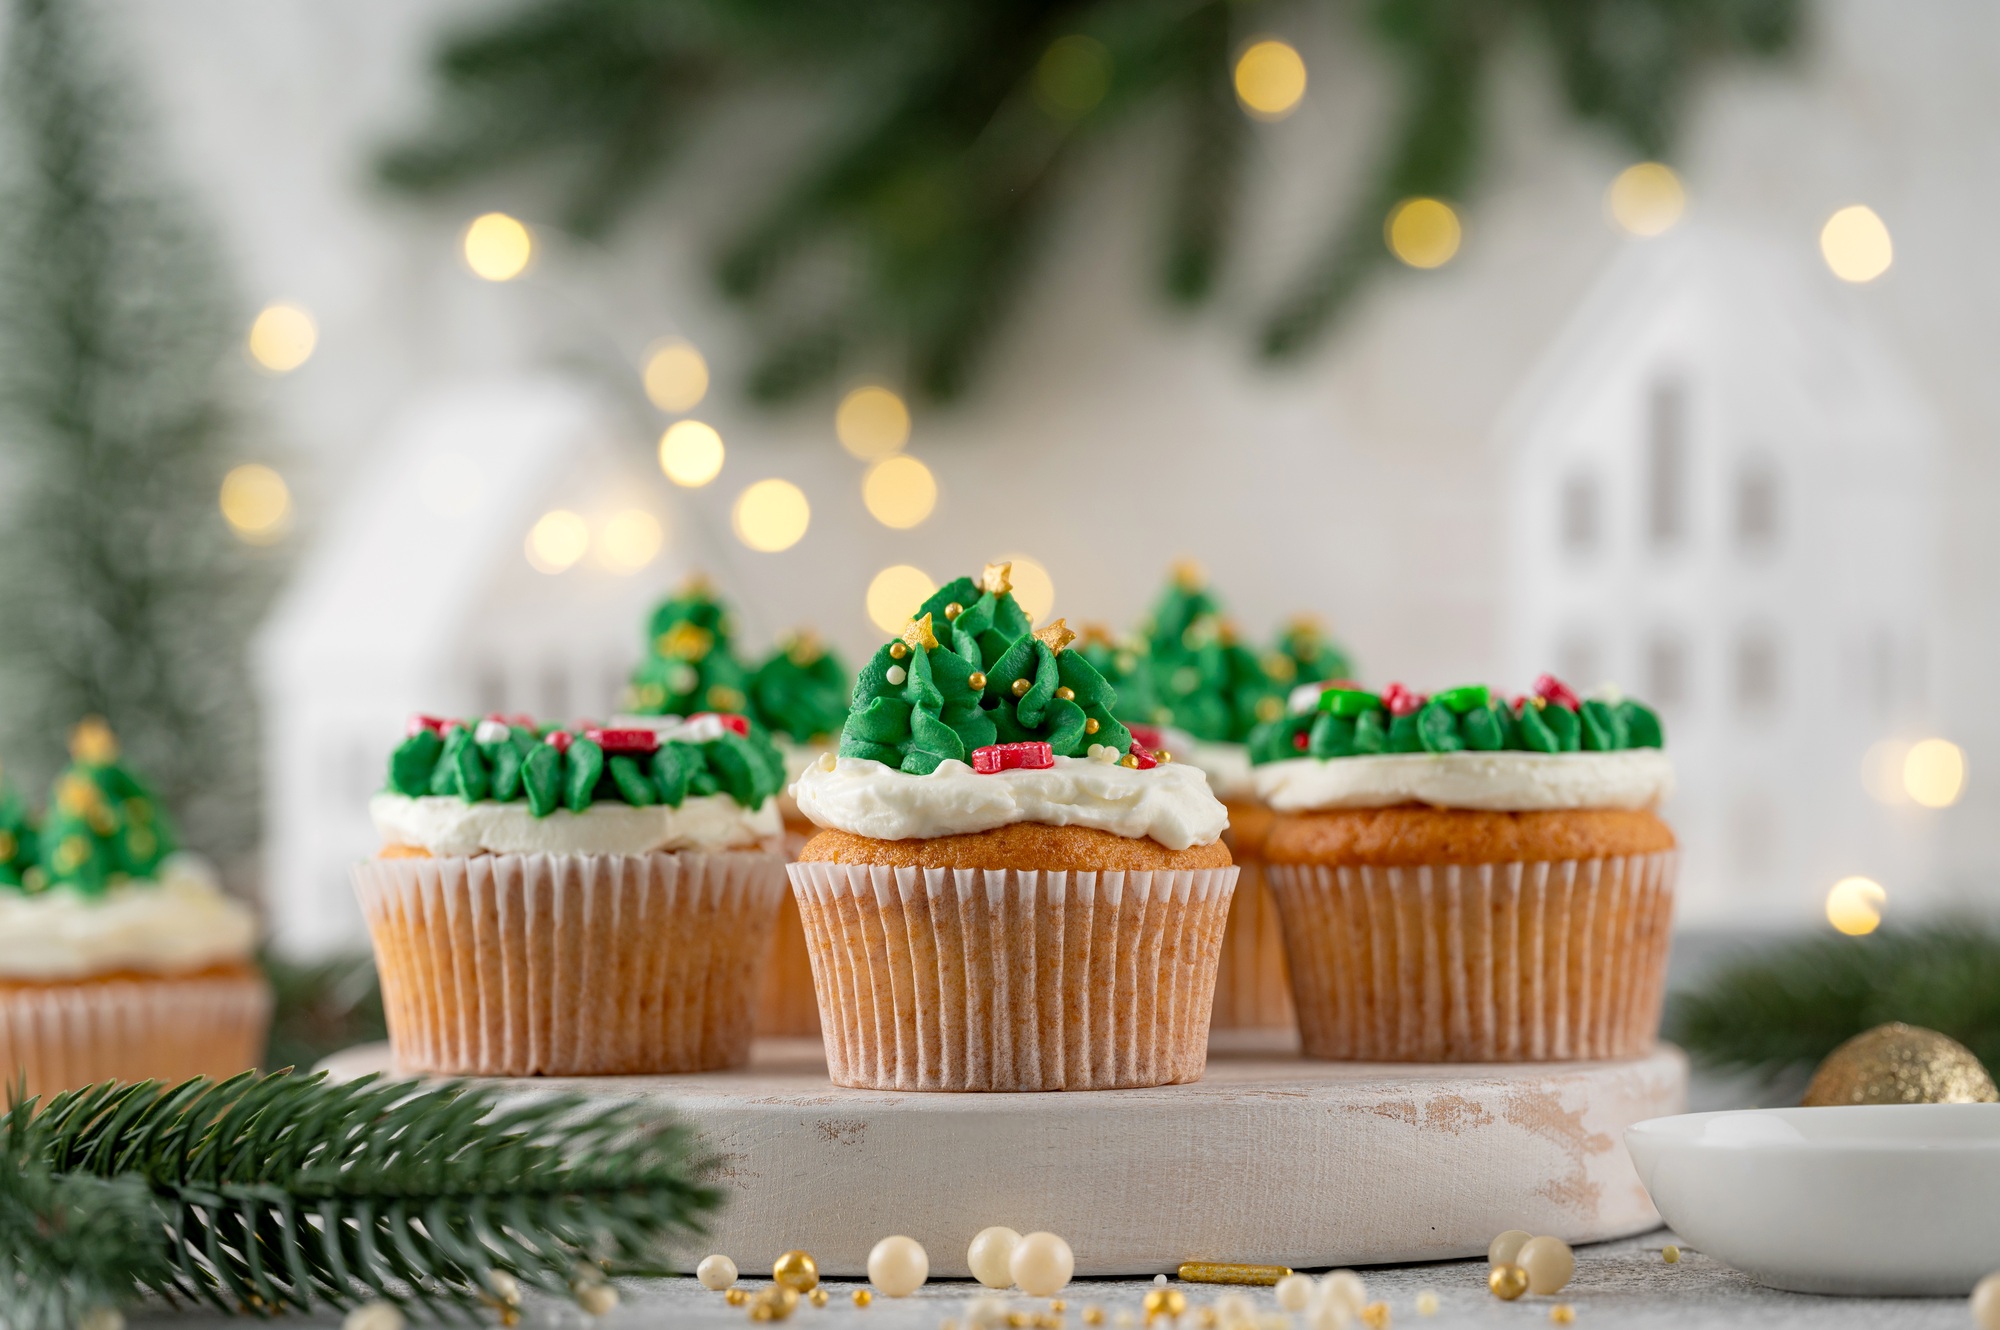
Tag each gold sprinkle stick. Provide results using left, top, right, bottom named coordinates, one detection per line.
left=1176, top=1263, right=1292, bottom=1286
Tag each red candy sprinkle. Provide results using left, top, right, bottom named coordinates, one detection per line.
left=1533, top=674, right=1581, bottom=711
left=972, top=742, right=1055, bottom=774
left=690, top=712, right=751, bottom=737
left=1126, top=723, right=1168, bottom=752
left=1293, top=730, right=1310, bottom=750
left=587, top=727, right=662, bottom=755
left=544, top=730, right=574, bottom=753
left=407, top=713, right=450, bottom=737
left=1380, top=683, right=1426, bottom=717
left=1126, top=741, right=1158, bottom=770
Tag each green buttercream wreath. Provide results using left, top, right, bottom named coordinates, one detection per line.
left=1248, top=682, right=1665, bottom=764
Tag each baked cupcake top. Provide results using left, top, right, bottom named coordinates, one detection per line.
left=791, top=563, right=1228, bottom=851
left=1249, top=675, right=1673, bottom=812
left=622, top=575, right=754, bottom=718
left=0, top=719, right=254, bottom=981
left=372, top=712, right=783, bottom=856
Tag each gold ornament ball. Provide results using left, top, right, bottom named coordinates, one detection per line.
left=1141, top=1288, right=1186, bottom=1323
left=1489, top=1265, right=1529, bottom=1301
left=1801, top=1022, right=1999, bottom=1106
left=1518, top=1237, right=1574, bottom=1295
left=1488, top=1230, right=1532, bottom=1267
left=890, top=642, right=909, bottom=660
left=773, top=1250, right=819, bottom=1293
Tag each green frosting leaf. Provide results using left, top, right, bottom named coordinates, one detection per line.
left=1076, top=626, right=1165, bottom=727
left=389, top=730, right=442, bottom=797
left=1249, top=683, right=1668, bottom=765
left=749, top=632, right=851, bottom=743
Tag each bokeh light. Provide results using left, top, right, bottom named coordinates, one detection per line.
left=219, top=464, right=290, bottom=544
left=643, top=339, right=708, bottom=412
left=1825, top=876, right=1886, bottom=936
left=867, top=565, right=936, bottom=634
left=658, top=420, right=725, bottom=488
left=463, top=212, right=533, bottom=281
left=1904, top=738, right=1967, bottom=808
left=1821, top=205, right=1892, bottom=283
left=525, top=509, right=589, bottom=573
left=1234, top=40, right=1306, bottom=120
left=246, top=303, right=317, bottom=373
left=862, top=455, right=938, bottom=528
left=1036, top=35, right=1111, bottom=117
left=1606, top=163, right=1686, bottom=238
left=1001, top=554, right=1056, bottom=623
left=1386, top=197, right=1461, bottom=269
left=417, top=453, right=481, bottom=517
left=836, top=386, right=911, bottom=459
left=599, top=510, right=664, bottom=575
left=732, top=479, right=811, bottom=552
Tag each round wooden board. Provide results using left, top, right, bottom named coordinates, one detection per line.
left=321, top=1033, right=1685, bottom=1278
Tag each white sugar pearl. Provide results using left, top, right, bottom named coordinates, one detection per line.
left=1317, top=1271, right=1366, bottom=1315
left=78, top=1311, right=125, bottom=1330
left=576, top=1282, right=619, bottom=1316
left=696, top=1254, right=737, bottom=1290
left=1153, top=1274, right=1168, bottom=1287
left=1415, top=1289, right=1439, bottom=1316
left=1488, top=1229, right=1533, bottom=1267
left=1304, top=1299, right=1350, bottom=1330
left=1009, top=1231, right=1074, bottom=1298
left=342, top=1303, right=405, bottom=1330
left=1214, top=1293, right=1253, bottom=1323
left=1518, top=1236, right=1575, bottom=1295
left=817, top=751, right=837, bottom=771
left=964, top=1295, right=1012, bottom=1328
left=868, top=1235, right=929, bottom=1297
left=1274, top=1275, right=1314, bottom=1312
left=968, top=1227, right=1022, bottom=1289
left=885, top=665, right=908, bottom=686
left=486, top=1271, right=521, bottom=1307
left=1973, top=1272, right=2000, bottom=1330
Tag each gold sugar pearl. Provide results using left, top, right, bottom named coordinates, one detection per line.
left=1011, top=679, right=1032, bottom=698
left=773, top=1250, right=819, bottom=1293
left=969, top=672, right=988, bottom=690
left=1142, top=1288, right=1185, bottom=1323
left=1662, top=1245, right=1680, bottom=1264
left=852, top=1289, right=872, bottom=1307
left=889, top=642, right=909, bottom=660
left=1084, top=718, right=1099, bottom=734
left=944, top=602, right=964, bottom=620
left=1054, top=686, right=1075, bottom=701
left=1360, top=1304, right=1390, bottom=1330
left=725, top=1289, right=748, bottom=1307
left=1157, top=751, right=1173, bottom=763
left=1489, top=1265, right=1529, bottom=1301
left=1120, top=754, right=1140, bottom=768
left=1050, top=1301, right=1066, bottom=1313
left=1550, top=1307, right=1576, bottom=1327
left=808, top=1289, right=828, bottom=1308
left=1080, top=1310, right=1104, bottom=1327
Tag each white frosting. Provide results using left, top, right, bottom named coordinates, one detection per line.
left=791, top=755, right=1228, bottom=851
left=371, top=792, right=780, bottom=857
left=1174, top=737, right=1258, bottom=801
left=1253, top=750, right=1676, bottom=812
left=0, top=855, right=256, bottom=981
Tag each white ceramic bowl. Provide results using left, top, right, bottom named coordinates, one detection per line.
left=1626, top=1104, right=2000, bottom=1294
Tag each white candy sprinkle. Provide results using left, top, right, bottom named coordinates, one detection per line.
left=1088, top=744, right=1119, bottom=764
left=474, top=718, right=510, bottom=745
left=886, top=665, right=908, bottom=686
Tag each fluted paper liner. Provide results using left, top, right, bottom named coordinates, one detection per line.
left=354, top=850, right=786, bottom=1076
left=788, top=862, right=1238, bottom=1091
left=1266, top=852, right=1676, bottom=1062
left=0, top=971, right=271, bottom=1098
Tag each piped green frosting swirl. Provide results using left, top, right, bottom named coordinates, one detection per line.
left=624, top=579, right=753, bottom=717
left=0, top=769, right=39, bottom=890
left=38, top=722, right=177, bottom=897
left=749, top=632, right=851, bottom=744
left=1248, top=684, right=1665, bottom=764
left=1142, top=568, right=1282, bottom=743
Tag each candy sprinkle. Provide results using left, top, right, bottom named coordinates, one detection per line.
left=1176, top=1263, right=1291, bottom=1286
left=1662, top=1246, right=1680, bottom=1264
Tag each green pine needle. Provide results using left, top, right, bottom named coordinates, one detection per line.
left=4, top=1070, right=722, bottom=1323
left=0, top=1159, right=167, bottom=1330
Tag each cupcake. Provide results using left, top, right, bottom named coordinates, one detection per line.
left=356, top=711, right=787, bottom=1075
left=0, top=719, right=268, bottom=1098
left=1139, top=563, right=1295, bottom=1032
left=1250, top=676, right=1675, bottom=1062
left=622, top=575, right=754, bottom=719
left=746, top=629, right=852, bottom=1036
left=789, top=563, right=1237, bottom=1092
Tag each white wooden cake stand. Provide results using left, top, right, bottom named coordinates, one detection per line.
left=321, top=1032, right=1685, bottom=1278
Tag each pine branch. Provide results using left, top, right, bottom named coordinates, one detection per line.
left=5, top=1071, right=722, bottom=1321
left=0, top=1159, right=167, bottom=1330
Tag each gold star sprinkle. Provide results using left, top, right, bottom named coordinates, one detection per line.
left=980, top=562, right=1013, bottom=596
left=69, top=717, right=118, bottom=764
left=1170, top=559, right=1204, bottom=590
left=1033, top=618, right=1076, bottom=653
left=785, top=631, right=824, bottom=667
left=902, top=613, right=939, bottom=652
left=659, top=620, right=714, bottom=661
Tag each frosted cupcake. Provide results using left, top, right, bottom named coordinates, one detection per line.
left=1251, top=676, right=1675, bottom=1062
left=356, top=712, right=786, bottom=1075
left=0, top=720, right=268, bottom=1097
left=790, top=564, right=1236, bottom=1092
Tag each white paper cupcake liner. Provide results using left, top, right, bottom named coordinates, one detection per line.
left=0, top=970, right=271, bottom=1098
left=353, top=850, right=787, bottom=1076
left=1265, top=851, right=1676, bottom=1062
left=787, top=862, right=1238, bottom=1091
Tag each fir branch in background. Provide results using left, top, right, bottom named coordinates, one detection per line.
left=261, top=951, right=388, bottom=1074
left=4, top=1071, right=721, bottom=1326
left=1665, top=922, right=2000, bottom=1086
left=0, top=1163, right=165, bottom=1330
left=381, top=0, right=1801, bottom=404
left=0, top=0, right=279, bottom=863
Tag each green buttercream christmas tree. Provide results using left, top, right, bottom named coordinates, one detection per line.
left=1142, top=562, right=1281, bottom=743
left=1077, top=624, right=1166, bottom=728
left=39, top=718, right=175, bottom=896
left=1266, top=615, right=1356, bottom=692
left=0, top=760, right=36, bottom=889
left=749, top=631, right=850, bottom=745
left=624, top=576, right=753, bottom=717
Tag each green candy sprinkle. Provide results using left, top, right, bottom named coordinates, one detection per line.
left=1317, top=687, right=1382, bottom=718
left=1434, top=684, right=1491, bottom=715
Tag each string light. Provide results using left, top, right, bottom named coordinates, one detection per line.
left=1035, top=35, right=1111, bottom=117
left=1386, top=198, right=1461, bottom=268
left=836, top=386, right=910, bottom=459
left=1825, top=877, right=1886, bottom=936
left=1001, top=555, right=1055, bottom=622
left=732, top=479, right=810, bottom=552
left=246, top=303, right=317, bottom=373
left=1606, top=163, right=1686, bottom=237
left=643, top=339, right=708, bottom=412
left=525, top=509, right=589, bottom=573
left=1821, top=205, right=1892, bottom=283
left=1904, top=738, right=1966, bottom=808
left=463, top=212, right=532, bottom=281
left=599, top=510, right=664, bottom=574
left=1234, top=40, right=1306, bottom=120
left=658, top=420, right=725, bottom=488
left=867, top=565, right=935, bottom=634
left=219, top=464, right=290, bottom=544
left=862, top=455, right=937, bottom=528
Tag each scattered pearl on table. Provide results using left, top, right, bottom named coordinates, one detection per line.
left=1318, top=1271, right=1367, bottom=1315
left=1549, top=1306, right=1576, bottom=1326
left=868, top=1235, right=929, bottom=1297
left=575, top=1283, right=619, bottom=1316
left=1489, top=1265, right=1529, bottom=1301
left=808, top=1289, right=828, bottom=1308
left=1274, top=1275, right=1314, bottom=1311
left=1360, top=1303, right=1390, bottom=1329
left=1488, top=1230, right=1533, bottom=1267
left=1142, top=1287, right=1186, bottom=1324
left=773, top=1250, right=819, bottom=1293
left=1081, top=1309, right=1105, bottom=1327
left=725, top=1288, right=748, bottom=1307
left=1662, top=1246, right=1680, bottom=1264
left=697, top=1254, right=737, bottom=1290
left=1518, top=1236, right=1575, bottom=1295
left=852, top=1289, right=873, bottom=1307
left=1973, top=1272, right=2000, bottom=1330
left=963, top=1294, right=1011, bottom=1328
left=342, top=1304, right=404, bottom=1330
left=1011, top=1231, right=1076, bottom=1297
left=747, top=1285, right=797, bottom=1322
left=1214, top=1293, right=1253, bottom=1323
left=1304, top=1304, right=1345, bottom=1330
left=1414, top=1290, right=1439, bottom=1316
left=968, top=1226, right=1022, bottom=1289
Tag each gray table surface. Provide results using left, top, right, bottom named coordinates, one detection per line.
left=132, top=1229, right=1977, bottom=1329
